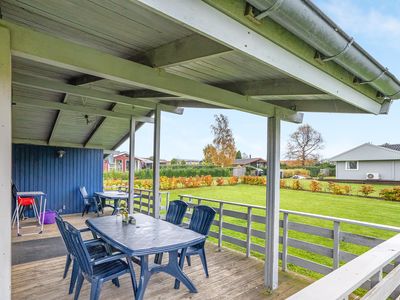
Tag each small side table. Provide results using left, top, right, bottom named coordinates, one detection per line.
left=15, top=191, right=47, bottom=236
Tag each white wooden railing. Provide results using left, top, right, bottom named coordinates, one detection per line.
left=178, top=194, right=400, bottom=295
left=132, top=188, right=170, bottom=217
left=288, top=234, right=400, bottom=300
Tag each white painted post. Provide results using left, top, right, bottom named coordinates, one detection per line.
left=218, top=202, right=224, bottom=251
left=0, top=26, right=12, bottom=300
left=333, top=221, right=341, bottom=269
left=282, top=212, right=289, bottom=271
left=246, top=207, right=252, bottom=257
left=152, top=105, right=161, bottom=218
left=265, top=116, right=281, bottom=291
left=128, top=117, right=136, bottom=215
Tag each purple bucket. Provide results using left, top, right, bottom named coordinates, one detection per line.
left=40, top=210, right=57, bottom=224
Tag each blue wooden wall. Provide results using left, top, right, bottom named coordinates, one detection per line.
left=12, top=144, right=103, bottom=214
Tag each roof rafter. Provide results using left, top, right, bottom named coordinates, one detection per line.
left=12, top=96, right=155, bottom=123
left=3, top=20, right=302, bottom=122
left=12, top=73, right=183, bottom=114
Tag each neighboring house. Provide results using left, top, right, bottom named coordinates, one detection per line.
left=330, top=143, right=400, bottom=181
left=103, top=152, right=168, bottom=172
left=173, top=159, right=201, bottom=165
left=233, top=157, right=268, bottom=168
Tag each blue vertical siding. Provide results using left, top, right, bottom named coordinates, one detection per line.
left=12, top=144, right=103, bottom=214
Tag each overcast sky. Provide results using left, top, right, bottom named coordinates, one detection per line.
left=118, top=0, right=400, bottom=161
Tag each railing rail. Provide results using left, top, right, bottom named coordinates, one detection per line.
left=178, top=194, right=400, bottom=293
left=132, top=188, right=170, bottom=217
left=288, top=234, right=400, bottom=300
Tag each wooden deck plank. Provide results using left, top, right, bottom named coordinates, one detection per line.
left=12, top=213, right=312, bottom=299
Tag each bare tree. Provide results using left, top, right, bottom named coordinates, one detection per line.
left=286, top=124, right=324, bottom=166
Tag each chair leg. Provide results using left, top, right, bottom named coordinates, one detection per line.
left=154, top=253, right=163, bottom=264
left=186, top=255, right=191, bottom=266
left=69, top=259, right=79, bottom=294
left=63, top=254, right=72, bottom=279
left=90, top=279, right=102, bottom=300
left=74, top=272, right=84, bottom=300
left=111, top=278, right=120, bottom=288
left=199, top=248, right=209, bottom=278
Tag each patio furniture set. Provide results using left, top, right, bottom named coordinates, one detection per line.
left=56, top=200, right=216, bottom=300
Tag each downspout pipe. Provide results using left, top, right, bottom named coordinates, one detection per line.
left=247, top=0, right=400, bottom=100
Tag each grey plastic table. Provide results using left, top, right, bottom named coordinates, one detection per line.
left=86, top=214, right=205, bottom=300
left=95, top=191, right=136, bottom=214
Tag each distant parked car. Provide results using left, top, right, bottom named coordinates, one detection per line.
left=292, top=175, right=306, bottom=179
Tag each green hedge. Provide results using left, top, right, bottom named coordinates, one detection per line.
left=104, top=167, right=232, bottom=180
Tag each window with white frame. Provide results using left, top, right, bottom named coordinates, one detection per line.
left=345, top=161, right=358, bottom=170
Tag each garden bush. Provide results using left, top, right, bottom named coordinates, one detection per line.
left=359, top=184, right=375, bottom=196
left=281, top=169, right=310, bottom=178
left=309, top=180, right=322, bottom=192
left=241, top=176, right=266, bottom=185
left=291, top=179, right=302, bottom=190
left=379, top=187, right=400, bottom=201
left=228, top=176, right=239, bottom=185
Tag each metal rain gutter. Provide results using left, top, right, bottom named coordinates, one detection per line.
left=246, top=0, right=400, bottom=100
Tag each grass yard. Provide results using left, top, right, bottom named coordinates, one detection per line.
left=165, top=184, right=400, bottom=279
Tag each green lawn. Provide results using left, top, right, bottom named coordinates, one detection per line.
left=165, top=184, right=400, bottom=279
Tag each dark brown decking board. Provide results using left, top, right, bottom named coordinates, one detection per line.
left=12, top=213, right=312, bottom=299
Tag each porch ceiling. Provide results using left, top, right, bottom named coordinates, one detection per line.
left=0, top=0, right=397, bottom=150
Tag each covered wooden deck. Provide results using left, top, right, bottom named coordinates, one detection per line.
left=11, top=214, right=311, bottom=300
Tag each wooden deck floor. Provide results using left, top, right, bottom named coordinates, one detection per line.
left=12, top=214, right=312, bottom=300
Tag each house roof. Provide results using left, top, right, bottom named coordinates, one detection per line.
left=330, top=143, right=400, bottom=162
left=380, top=143, right=400, bottom=152
left=233, top=158, right=267, bottom=165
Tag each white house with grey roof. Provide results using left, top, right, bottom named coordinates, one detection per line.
left=330, top=143, right=400, bottom=181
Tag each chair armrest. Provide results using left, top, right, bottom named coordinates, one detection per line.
left=78, top=227, right=91, bottom=233
left=84, top=238, right=105, bottom=247
left=179, top=224, right=189, bottom=229
left=92, top=253, right=127, bottom=266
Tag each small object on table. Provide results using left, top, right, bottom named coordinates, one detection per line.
left=128, top=215, right=136, bottom=225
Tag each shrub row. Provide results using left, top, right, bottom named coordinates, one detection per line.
left=104, top=167, right=231, bottom=180
left=281, top=169, right=310, bottom=178
left=379, top=187, right=400, bottom=201
left=104, top=175, right=240, bottom=191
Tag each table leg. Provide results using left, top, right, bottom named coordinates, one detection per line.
left=174, top=248, right=187, bottom=290
left=40, top=197, right=46, bottom=233
left=136, top=255, right=151, bottom=300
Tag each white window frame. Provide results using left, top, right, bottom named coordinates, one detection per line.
left=345, top=161, right=359, bottom=171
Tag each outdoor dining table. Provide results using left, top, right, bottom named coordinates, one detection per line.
left=95, top=191, right=138, bottom=214
left=86, top=214, right=206, bottom=300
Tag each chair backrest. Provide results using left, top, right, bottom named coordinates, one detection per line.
left=55, top=214, right=73, bottom=254
left=189, top=205, right=216, bottom=237
left=64, top=221, right=93, bottom=276
left=12, top=183, right=18, bottom=199
left=79, top=186, right=90, bottom=205
left=165, top=200, right=188, bottom=225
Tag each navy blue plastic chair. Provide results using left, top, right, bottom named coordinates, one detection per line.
left=165, top=200, right=188, bottom=225
left=183, top=205, right=216, bottom=277
left=64, top=221, right=137, bottom=300
left=80, top=186, right=103, bottom=217
left=154, top=200, right=189, bottom=264
left=55, top=214, right=108, bottom=295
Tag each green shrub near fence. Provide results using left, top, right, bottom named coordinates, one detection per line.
left=104, top=167, right=232, bottom=180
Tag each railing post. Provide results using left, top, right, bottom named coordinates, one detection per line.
left=370, top=269, right=382, bottom=288
left=166, top=191, right=170, bottom=211
left=198, top=198, right=202, bottom=205
left=218, top=202, right=224, bottom=251
left=139, top=190, right=143, bottom=213
left=246, top=207, right=252, bottom=257
left=282, top=212, right=289, bottom=271
left=333, top=221, right=340, bottom=269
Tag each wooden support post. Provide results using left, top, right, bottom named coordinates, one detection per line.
left=218, top=202, right=224, bottom=251
left=265, top=116, right=281, bottom=291
left=282, top=212, right=289, bottom=271
left=333, top=221, right=341, bottom=270
left=0, top=26, right=12, bottom=300
left=152, top=106, right=161, bottom=218
left=246, top=207, right=253, bottom=257
left=128, top=117, right=136, bottom=215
